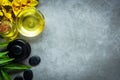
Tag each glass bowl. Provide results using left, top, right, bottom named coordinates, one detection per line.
left=16, top=7, right=45, bottom=37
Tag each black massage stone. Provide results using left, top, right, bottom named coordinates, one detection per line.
left=7, top=39, right=31, bottom=61
left=29, top=56, right=41, bottom=66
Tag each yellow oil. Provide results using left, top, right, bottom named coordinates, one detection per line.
left=0, top=21, right=18, bottom=41
left=16, top=7, right=45, bottom=37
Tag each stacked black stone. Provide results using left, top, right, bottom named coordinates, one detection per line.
left=7, top=39, right=31, bottom=61
left=9, top=39, right=41, bottom=80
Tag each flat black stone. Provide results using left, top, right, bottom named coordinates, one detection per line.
left=14, top=76, right=23, bottom=80
left=23, top=70, right=33, bottom=80
left=29, top=56, right=41, bottom=66
left=7, top=39, right=31, bottom=61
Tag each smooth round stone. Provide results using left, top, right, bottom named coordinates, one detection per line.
left=14, top=76, right=23, bottom=80
left=11, top=45, right=23, bottom=55
left=23, top=70, right=33, bottom=80
left=29, top=56, right=41, bottom=66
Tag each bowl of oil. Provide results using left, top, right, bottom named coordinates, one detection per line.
left=16, top=7, right=45, bottom=37
left=0, top=21, right=18, bottom=41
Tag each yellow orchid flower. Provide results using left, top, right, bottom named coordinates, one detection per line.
left=0, top=0, right=39, bottom=22
left=12, top=2, right=21, bottom=16
left=0, top=0, right=13, bottom=22
left=0, top=10, right=3, bottom=16
left=0, top=8, right=4, bottom=21
left=27, top=0, right=38, bottom=7
left=0, top=0, right=11, bottom=6
left=12, top=0, right=38, bottom=16
left=2, top=6, right=13, bottom=22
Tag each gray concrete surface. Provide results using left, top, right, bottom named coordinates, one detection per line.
left=19, top=0, right=120, bottom=80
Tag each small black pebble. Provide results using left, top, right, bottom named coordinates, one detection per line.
left=14, top=76, right=23, bottom=80
left=23, top=70, right=33, bottom=80
left=29, top=56, right=41, bottom=66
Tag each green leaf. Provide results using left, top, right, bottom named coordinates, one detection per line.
left=0, top=42, right=8, bottom=47
left=0, top=51, right=8, bottom=58
left=1, top=70, right=11, bottom=80
left=0, top=72, right=2, bottom=80
left=0, top=58, right=14, bottom=65
left=3, top=63, right=31, bottom=70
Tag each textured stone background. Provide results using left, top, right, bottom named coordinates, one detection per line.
left=17, top=0, right=120, bottom=80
